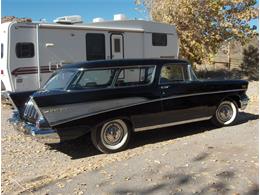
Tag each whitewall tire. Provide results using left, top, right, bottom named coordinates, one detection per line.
left=91, top=119, right=131, bottom=153
left=211, top=100, right=238, bottom=127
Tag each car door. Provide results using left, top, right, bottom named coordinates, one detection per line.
left=111, top=65, right=164, bottom=130
left=159, top=63, right=213, bottom=125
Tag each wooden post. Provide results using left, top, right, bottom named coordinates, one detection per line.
left=227, top=42, right=231, bottom=70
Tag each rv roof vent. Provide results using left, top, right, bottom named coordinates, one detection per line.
left=113, top=14, right=127, bottom=21
left=53, top=15, right=83, bottom=24
left=93, top=17, right=105, bottom=23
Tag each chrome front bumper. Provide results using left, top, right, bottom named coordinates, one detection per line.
left=8, top=111, right=60, bottom=144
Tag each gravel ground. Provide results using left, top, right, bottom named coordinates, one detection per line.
left=1, top=81, right=259, bottom=195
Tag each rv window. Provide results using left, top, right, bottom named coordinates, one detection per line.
left=16, top=42, right=35, bottom=58
left=152, top=33, right=167, bottom=46
left=1, top=44, right=3, bottom=58
left=115, top=66, right=156, bottom=87
left=86, top=33, right=105, bottom=61
left=114, top=38, right=121, bottom=53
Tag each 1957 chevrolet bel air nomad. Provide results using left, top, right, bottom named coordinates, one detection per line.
left=8, top=59, right=249, bottom=153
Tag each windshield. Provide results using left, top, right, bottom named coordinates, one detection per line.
left=44, top=69, right=77, bottom=90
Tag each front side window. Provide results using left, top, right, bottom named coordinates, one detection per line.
left=16, top=42, right=35, bottom=58
left=44, top=69, right=77, bottom=90
left=160, top=64, right=188, bottom=84
left=115, top=66, right=156, bottom=87
left=86, top=33, right=105, bottom=61
left=69, top=69, right=116, bottom=90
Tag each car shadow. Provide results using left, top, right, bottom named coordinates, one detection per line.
left=48, top=112, right=258, bottom=159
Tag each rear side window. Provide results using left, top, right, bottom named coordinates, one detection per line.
left=152, top=33, right=167, bottom=46
left=16, top=42, right=35, bottom=58
left=86, top=33, right=105, bottom=61
left=70, top=69, right=116, bottom=90
left=115, top=66, right=156, bottom=87
left=1, top=43, right=3, bottom=58
left=44, top=69, right=77, bottom=91
left=160, top=64, right=188, bottom=84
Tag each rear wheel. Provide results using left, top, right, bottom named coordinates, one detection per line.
left=211, top=100, right=238, bottom=127
left=91, top=119, right=131, bottom=153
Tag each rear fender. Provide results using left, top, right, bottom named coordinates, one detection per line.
left=8, top=90, right=36, bottom=113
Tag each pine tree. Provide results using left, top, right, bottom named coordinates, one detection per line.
left=241, top=45, right=259, bottom=80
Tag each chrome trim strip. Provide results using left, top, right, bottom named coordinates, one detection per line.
left=160, top=89, right=246, bottom=102
left=134, top=116, right=212, bottom=132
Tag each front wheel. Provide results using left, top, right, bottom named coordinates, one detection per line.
left=211, top=100, right=238, bottom=127
left=91, top=119, right=131, bottom=153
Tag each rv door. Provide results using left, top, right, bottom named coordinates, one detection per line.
left=9, top=24, right=39, bottom=92
left=111, top=34, right=124, bottom=59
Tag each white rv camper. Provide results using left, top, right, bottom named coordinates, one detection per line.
left=0, top=15, right=179, bottom=92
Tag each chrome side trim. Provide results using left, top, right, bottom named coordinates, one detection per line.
left=134, top=116, right=212, bottom=132
left=160, top=89, right=246, bottom=101
left=41, top=89, right=245, bottom=126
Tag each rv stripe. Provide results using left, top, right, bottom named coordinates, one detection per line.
left=11, top=65, right=60, bottom=76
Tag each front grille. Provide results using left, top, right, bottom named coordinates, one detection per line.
left=23, top=99, right=39, bottom=123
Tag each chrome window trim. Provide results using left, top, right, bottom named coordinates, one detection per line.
left=72, top=64, right=157, bottom=71
left=66, top=65, right=157, bottom=91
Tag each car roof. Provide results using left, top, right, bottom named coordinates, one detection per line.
left=62, top=58, right=188, bottom=69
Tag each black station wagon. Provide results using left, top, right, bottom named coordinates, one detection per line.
left=8, top=59, right=249, bottom=153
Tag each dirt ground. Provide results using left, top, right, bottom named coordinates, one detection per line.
left=1, top=81, right=259, bottom=195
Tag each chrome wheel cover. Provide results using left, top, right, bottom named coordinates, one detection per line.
left=216, top=101, right=237, bottom=125
left=100, top=119, right=128, bottom=150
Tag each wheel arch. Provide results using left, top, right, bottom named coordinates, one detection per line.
left=90, top=115, right=134, bottom=132
left=221, top=95, right=241, bottom=108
